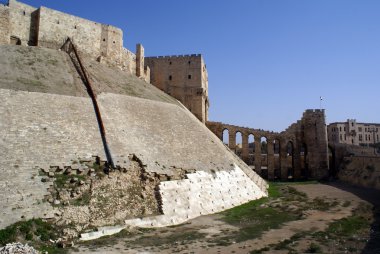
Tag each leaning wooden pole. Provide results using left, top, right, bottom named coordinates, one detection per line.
left=61, top=38, right=115, bottom=169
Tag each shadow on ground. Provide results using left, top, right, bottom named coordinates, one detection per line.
left=327, top=181, right=380, bottom=254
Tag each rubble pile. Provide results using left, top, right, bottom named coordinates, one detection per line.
left=0, top=243, right=38, bottom=254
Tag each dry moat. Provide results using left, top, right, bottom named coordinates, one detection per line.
left=2, top=181, right=379, bottom=254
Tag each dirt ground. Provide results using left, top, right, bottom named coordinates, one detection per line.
left=72, top=182, right=379, bottom=254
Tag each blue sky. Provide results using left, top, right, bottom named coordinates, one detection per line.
left=17, top=0, right=380, bottom=132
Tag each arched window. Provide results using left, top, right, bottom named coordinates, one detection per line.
left=261, top=137, right=268, bottom=178
left=235, top=131, right=243, bottom=158
left=286, top=141, right=294, bottom=179
left=222, top=129, right=229, bottom=146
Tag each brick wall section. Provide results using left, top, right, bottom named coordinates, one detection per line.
left=0, top=0, right=145, bottom=76
left=0, top=88, right=105, bottom=229
left=338, top=156, right=380, bottom=190
left=37, top=7, right=102, bottom=54
left=0, top=89, right=267, bottom=229
left=8, top=0, right=36, bottom=45
left=0, top=4, right=10, bottom=44
left=98, top=93, right=251, bottom=176
left=37, top=6, right=125, bottom=65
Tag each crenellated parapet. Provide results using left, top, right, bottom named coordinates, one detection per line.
left=145, top=54, right=202, bottom=59
left=145, top=54, right=209, bottom=123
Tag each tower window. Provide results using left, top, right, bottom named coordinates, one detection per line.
left=188, top=61, right=191, bottom=64
left=169, top=61, right=172, bottom=65
left=169, top=75, right=172, bottom=80
left=188, top=75, right=192, bottom=79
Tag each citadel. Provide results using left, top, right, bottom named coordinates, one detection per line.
left=0, top=0, right=379, bottom=244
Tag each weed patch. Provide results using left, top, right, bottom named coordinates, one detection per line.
left=219, top=183, right=299, bottom=242
left=0, top=219, right=65, bottom=253
left=305, top=242, right=322, bottom=253
left=327, top=216, right=370, bottom=237
left=128, top=230, right=206, bottom=248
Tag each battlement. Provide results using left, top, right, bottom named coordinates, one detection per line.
left=145, top=54, right=202, bottom=60
left=303, top=109, right=326, bottom=119
left=304, top=109, right=325, bottom=114
left=145, top=51, right=209, bottom=123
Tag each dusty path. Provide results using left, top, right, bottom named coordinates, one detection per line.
left=73, top=183, right=372, bottom=254
left=170, top=184, right=365, bottom=254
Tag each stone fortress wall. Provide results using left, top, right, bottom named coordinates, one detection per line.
left=207, top=109, right=329, bottom=181
left=0, top=86, right=267, bottom=229
left=145, top=54, right=209, bottom=123
left=328, top=143, right=380, bottom=190
left=0, top=43, right=267, bottom=229
left=0, top=0, right=210, bottom=122
left=337, top=156, right=380, bottom=190
left=0, top=0, right=148, bottom=80
left=0, top=0, right=346, bottom=233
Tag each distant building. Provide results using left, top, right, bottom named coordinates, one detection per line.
left=328, top=119, right=380, bottom=146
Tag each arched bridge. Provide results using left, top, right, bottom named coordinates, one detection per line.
left=206, top=110, right=330, bottom=181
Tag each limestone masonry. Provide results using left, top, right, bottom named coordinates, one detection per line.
left=0, top=0, right=268, bottom=233
left=0, top=0, right=209, bottom=123
left=0, top=0, right=342, bottom=239
left=145, top=54, right=209, bottom=123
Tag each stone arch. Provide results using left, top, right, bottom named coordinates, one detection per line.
left=286, top=141, right=294, bottom=179
left=260, top=136, right=268, bottom=179
left=235, top=131, right=243, bottom=158
left=222, top=128, right=229, bottom=146
left=248, top=133, right=255, bottom=165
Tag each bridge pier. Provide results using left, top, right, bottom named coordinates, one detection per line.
left=242, top=132, right=249, bottom=163
left=267, top=139, right=274, bottom=180
left=254, top=136, right=262, bottom=176
left=229, top=129, right=236, bottom=151
left=280, top=143, right=288, bottom=180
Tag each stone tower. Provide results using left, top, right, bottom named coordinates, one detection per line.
left=301, top=109, right=329, bottom=179
left=145, top=54, right=209, bottom=123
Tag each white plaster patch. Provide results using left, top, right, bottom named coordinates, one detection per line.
left=125, top=164, right=267, bottom=228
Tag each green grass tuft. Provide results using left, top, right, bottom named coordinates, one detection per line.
left=219, top=183, right=298, bottom=242
left=0, top=218, right=65, bottom=253
left=327, top=216, right=369, bottom=237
